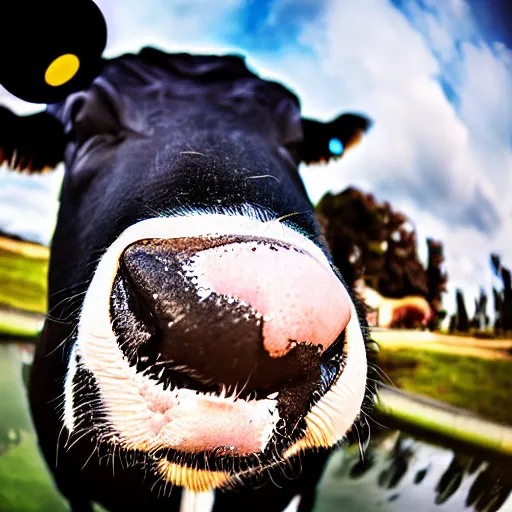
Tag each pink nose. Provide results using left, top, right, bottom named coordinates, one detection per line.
left=186, top=238, right=352, bottom=357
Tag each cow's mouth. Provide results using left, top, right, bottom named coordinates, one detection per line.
left=65, top=214, right=367, bottom=492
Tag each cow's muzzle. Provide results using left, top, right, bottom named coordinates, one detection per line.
left=66, top=214, right=367, bottom=491
left=109, top=235, right=352, bottom=454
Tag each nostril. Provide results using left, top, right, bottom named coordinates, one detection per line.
left=118, top=242, right=187, bottom=331
left=110, top=265, right=159, bottom=354
left=114, top=238, right=266, bottom=389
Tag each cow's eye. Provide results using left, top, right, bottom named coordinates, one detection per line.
left=328, top=137, right=344, bottom=156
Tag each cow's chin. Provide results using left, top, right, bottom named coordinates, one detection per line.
left=63, top=210, right=368, bottom=492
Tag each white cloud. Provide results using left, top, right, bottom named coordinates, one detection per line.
left=458, top=41, right=512, bottom=152
left=0, top=165, right=63, bottom=245
left=94, top=0, right=243, bottom=57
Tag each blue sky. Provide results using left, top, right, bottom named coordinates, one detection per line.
left=0, top=0, right=511, bottom=319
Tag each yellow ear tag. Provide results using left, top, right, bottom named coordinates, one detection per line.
left=45, top=54, right=80, bottom=87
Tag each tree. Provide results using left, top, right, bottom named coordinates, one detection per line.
left=471, top=289, right=489, bottom=330
left=502, top=267, right=512, bottom=332
left=316, top=187, right=447, bottom=327
left=426, top=238, right=448, bottom=330
left=491, top=254, right=512, bottom=332
left=493, top=287, right=503, bottom=331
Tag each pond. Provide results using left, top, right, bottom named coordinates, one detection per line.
left=1, top=342, right=511, bottom=512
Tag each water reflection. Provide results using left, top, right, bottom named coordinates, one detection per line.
left=318, top=430, right=512, bottom=511
left=1, top=341, right=512, bottom=511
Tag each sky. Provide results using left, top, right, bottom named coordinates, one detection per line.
left=0, top=0, right=511, bottom=320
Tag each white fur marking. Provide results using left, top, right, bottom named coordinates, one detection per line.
left=179, top=489, right=215, bottom=512
left=282, top=495, right=301, bottom=512
left=63, top=345, right=77, bottom=433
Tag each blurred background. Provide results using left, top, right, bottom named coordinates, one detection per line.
left=0, top=1, right=511, bottom=511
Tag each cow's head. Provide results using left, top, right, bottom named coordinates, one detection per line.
left=1, top=3, right=372, bottom=498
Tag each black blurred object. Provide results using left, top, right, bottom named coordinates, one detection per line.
left=0, top=0, right=107, bottom=103
left=465, top=462, right=512, bottom=512
left=493, top=288, right=503, bottom=331
left=471, top=289, right=489, bottom=330
left=414, top=467, right=428, bottom=484
left=435, top=456, right=470, bottom=505
left=501, top=269, right=512, bottom=331
left=449, top=314, right=456, bottom=334
left=426, top=238, right=448, bottom=330
left=0, top=106, right=65, bottom=171
left=377, top=435, right=414, bottom=490
left=491, top=254, right=512, bottom=333
left=342, top=429, right=512, bottom=512
left=455, top=288, right=469, bottom=332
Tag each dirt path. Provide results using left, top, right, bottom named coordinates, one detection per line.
left=0, top=236, right=49, bottom=260
left=373, top=329, right=512, bottom=361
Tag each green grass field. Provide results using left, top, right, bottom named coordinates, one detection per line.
left=0, top=237, right=48, bottom=315
left=0, top=236, right=48, bottom=339
left=377, top=349, right=512, bottom=426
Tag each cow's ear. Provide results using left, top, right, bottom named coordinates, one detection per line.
left=298, top=113, right=372, bottom=165
left=0, top=0, right=107, bottom=104
left=0, top=106, right=65, bottom=173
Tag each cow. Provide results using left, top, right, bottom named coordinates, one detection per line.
left=358, top=284, right=433, bottom=329
left=1, top=6, right=373, bottom=511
